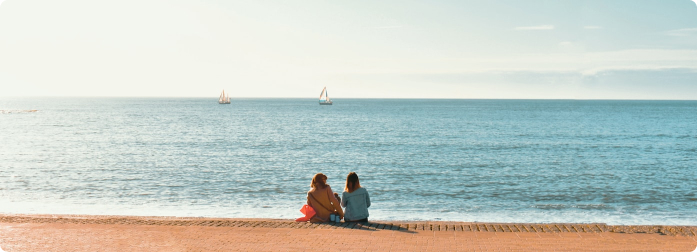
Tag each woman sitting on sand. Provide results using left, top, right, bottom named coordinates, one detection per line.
left=341, top=172, right=370, bottom=222
left=307, top=173, right=344, bottom=223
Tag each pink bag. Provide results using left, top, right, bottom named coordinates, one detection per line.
left=295, top=204, right=316, bottom=222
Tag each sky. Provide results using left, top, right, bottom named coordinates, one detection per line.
left=1, top=0, right=697, bottom=99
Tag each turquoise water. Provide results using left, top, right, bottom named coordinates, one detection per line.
left=1, top=98, right=696, bottom=225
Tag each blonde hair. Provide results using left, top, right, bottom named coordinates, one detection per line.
left=344, top=172, right=361, bottom=193
left=311, top=173, right=328, bottom=189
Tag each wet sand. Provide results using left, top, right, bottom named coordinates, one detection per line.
left=0, top=214, right=695, bottom=251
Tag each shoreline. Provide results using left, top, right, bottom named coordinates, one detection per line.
left=1, top=214, right=696, bottom=236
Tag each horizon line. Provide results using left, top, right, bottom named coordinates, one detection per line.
left=2, top=96, right=696, bottom=101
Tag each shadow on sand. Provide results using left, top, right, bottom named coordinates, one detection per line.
left=314, top=221, right=417, bottom=234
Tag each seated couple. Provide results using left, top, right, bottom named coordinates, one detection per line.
left=305, top=172, right=370, bottom=223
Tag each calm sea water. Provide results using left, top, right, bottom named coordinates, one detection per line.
left=1, top=98, right=696, bottom=225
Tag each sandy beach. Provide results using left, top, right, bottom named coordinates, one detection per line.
left=0, top=214, right=695, bottom=251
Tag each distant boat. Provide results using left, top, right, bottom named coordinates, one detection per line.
left=319, top=86, right=332, bottom=105
left=218, top=90, right=231, bottom=104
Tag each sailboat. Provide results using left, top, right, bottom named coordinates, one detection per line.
left=218, top=89, right=231, bottom=104
left=319, top=86, right=332, bottom=105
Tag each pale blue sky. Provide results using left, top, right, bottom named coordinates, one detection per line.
left=1, top=0, right=696, bottom=99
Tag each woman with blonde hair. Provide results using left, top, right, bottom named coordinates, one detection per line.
left=341, top=172, right=370, bottom=222
left=307, top=173, right=344, bottom=223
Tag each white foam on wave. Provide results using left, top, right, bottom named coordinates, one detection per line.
left=0, top=199, right=302, bottom=219
left=1, top=199, right=695, bottom=225
left=371, top=209, right=697, bottom=225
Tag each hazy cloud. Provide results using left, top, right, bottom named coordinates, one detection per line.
left=583, top=26, right=602, bottom=29
left=338, top=68, right=697, bottom=99
left=515, top=25, right=554, bottom=30
left=370, top=25, right=403, bottom=29
left=665, top=28, right=697, bottom=37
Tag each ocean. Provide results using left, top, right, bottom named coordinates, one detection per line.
left=1, top=98, right=695, bottom=225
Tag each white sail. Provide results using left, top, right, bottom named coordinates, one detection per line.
left=219, top=90, right=230, bottom=104
left=319, top=86, right=332, bottom=105
left=319, top=87, right=327, bottom=101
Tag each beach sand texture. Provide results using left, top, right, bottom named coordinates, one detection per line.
left=0, top=215, right=695, bottom=251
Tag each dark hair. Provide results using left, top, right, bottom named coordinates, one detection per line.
left=344, top=172, right=361, bottom=193
left=311, top=173, right=328, bottom=189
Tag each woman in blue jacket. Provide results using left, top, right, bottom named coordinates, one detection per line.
left=341, top=172, right=370, bottom=222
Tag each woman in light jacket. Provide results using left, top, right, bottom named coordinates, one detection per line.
left=307, top=173, right=344, bottom=223
left=341, top=172, right=370, bottom=222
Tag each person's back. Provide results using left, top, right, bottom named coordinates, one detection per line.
left=307, top=173, right=343, bottom=223
left=341, top=172, right=370, bottom=222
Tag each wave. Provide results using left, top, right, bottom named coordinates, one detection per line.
left=0, top=110, right=38, bottom=114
